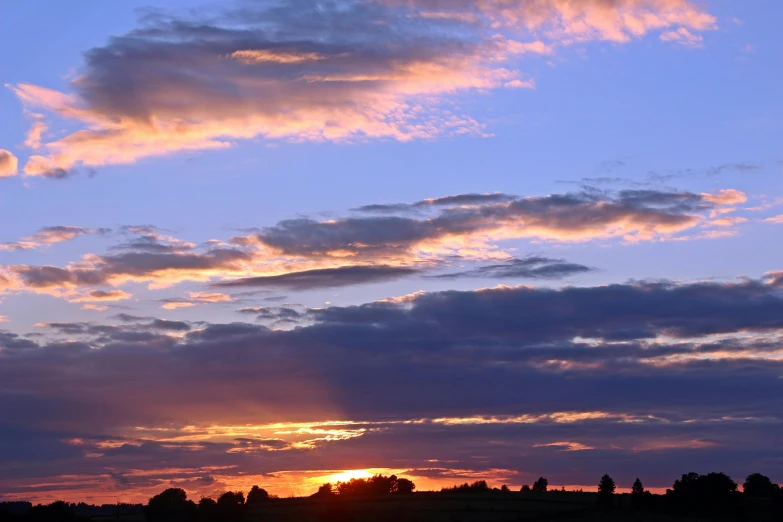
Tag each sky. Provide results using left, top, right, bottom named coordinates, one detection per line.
left=0, top=0, right=782, bottom=505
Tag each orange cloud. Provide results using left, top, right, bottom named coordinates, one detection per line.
left=702, top=189, right=747, bottom=205
left=24, top=120, right=47, bottom=149
left=0, top=149, right=18, bottom=177
left=397, top=0, right=717, bottom=43
left=660, top=27, right=704, bottom=47
left=82, top=304, right=108, bottom=312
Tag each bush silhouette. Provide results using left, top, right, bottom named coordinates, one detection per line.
left=520, top=484, right=531, bottom=492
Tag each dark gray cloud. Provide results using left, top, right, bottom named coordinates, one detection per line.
left=11, top=248, right=250, bottom=289
left=150, top=319, right=192, bottom=332
left=355, top=193, right=515, bottom=213
left=246, top=189, right=733, bottom=259
left=434, top=256, right=592, bottom=280
left=215, top=265, right=418, bottom=290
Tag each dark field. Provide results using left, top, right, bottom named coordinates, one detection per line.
left=90, top=492, right=781, bottom=522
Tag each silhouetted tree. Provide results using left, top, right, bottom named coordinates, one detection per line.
left=246, top=485, right=270, bottom=504
left=441, top=481, right=490, bottom=493
left=313, top=483, right=334, bottom=497
left=396, top=477, right=415, bottom=494
left=743, top=473, right=780, bottom=497
left=631, top=478, right=644, bottom=496
left=368, top=474, right=395, bottom=495
left=669, top=472, right=739, bottom=515
left=631, top=478, right=651, bottom=510
left=520, top=485, right=531, bottom=492
left=145, top=488, right=197, bottom=522
left=215, top=491, right=244, bottom=521
left=332, top=475, right=415, bottom=497
left=337, top=478, right=370, bottom=496
left=532, top=477, right=548, bottom=493
left=500, top=484, right=509, bottom=492
left=27, top=502, right=85, bottom=522
left=196, top=498, right=217, bottom=522
left=597, top=474, right=616, bottom=508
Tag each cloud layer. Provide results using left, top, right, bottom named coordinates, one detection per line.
left=1, top=275, right=781, bottom=501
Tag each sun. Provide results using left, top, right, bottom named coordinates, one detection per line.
left=321, top=469, right=375, bottom=484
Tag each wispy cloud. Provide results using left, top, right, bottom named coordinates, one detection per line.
left=0, top=226, right=108, bottom=252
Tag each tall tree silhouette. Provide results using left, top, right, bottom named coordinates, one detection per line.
left=631, top=478, right=649, bottom=510
left=597, top=475, right=616, bottom=508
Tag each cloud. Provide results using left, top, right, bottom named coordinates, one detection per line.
left=433, top=256, right=592, bottom=280
left=8, top=0, right=716, bottom=176
left=71, top=290, right=133, bottom=303
left=161, top=292, right=233, bottom=310
left=215, top=265, right=419, bottom=290
left=10, top=249, right=251, bottom=291
left=150, top=319, right=192, bottom=332
left=0, top=150, right=19, bottom=178
left=1, top=188, right=746, bottom=299
left=0, top=226, right=108, bottom=252
left=24, top=121, right=47, bottom=149
left=660, top=27, right=704, bottom=47
left=394, top=0, right=717, bottom=44
left=248, top=189, right=743, bottom=261
left=81, top=304, right=108, bottom=312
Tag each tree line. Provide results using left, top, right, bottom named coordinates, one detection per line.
left=1, top=471, right=781, bottom=521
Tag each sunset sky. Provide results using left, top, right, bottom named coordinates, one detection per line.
left=1, top=0, right=782, bottom=505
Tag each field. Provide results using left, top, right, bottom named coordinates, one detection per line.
left=89, top=492, right=782, bottom=522
left=239, top=493, right=710, bottom=522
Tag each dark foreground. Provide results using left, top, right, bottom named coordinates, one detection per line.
left=233, top=492, right=782, bottom=522
left=8, top=492, right=780, bottom=522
